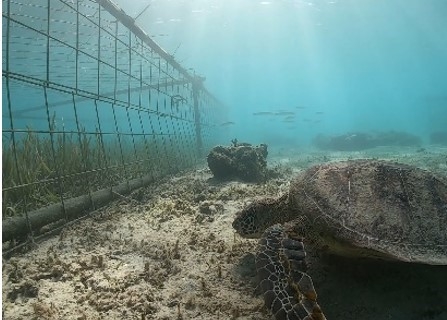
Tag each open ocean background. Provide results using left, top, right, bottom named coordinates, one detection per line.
left=2, top=0, right=447, bottom=148
left=113, top=0, right=447, bottom=147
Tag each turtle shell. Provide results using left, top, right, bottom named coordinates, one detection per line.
left=289, top=160, right=447, bottom=264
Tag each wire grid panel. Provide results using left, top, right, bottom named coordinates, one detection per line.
left=2, top=0, right=225, bottom=242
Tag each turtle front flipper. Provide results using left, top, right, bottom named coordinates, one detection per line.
left=257, top=224, right=326, bottom=320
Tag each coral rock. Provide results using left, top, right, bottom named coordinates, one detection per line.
left=207, top=142, right=268, bottom=182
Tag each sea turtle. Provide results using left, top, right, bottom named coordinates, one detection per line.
left=232, top=159, right=447, bottom=320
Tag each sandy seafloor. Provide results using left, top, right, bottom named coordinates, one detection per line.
left=2, top=146, right=447, bottom=320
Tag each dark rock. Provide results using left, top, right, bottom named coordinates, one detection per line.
left=194, top=193, right=207, bottom=203
left=313, top=132, right=376, bottom=151
left=7, top=279, right=39, bottom=302
left=198, top=201, right=223, bottom=215
left=374, top=130, right=421, bottom=147
left=207, top=142, right=269, bottom=182
left=313, top=131, right=421, bottom=151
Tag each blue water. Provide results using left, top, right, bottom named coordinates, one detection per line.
left=115, top=0, right=447, bottom=146
left=3, top=0, right=447, bottom=148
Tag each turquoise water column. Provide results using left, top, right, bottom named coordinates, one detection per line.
left=193, top=76, right=204, bottom=158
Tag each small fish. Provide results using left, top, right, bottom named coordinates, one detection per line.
left=171, top=94, right=188, bottom=107
left=220, top=121, right=235, bottom=126
left=284, top=115, right=295, bottom=120
left=275, top=111, right=295, bottom=116
left=253, top=111, right=274, bottom=116
left=282, top=119, right=295, bottom=123
left=295, top=106, right=306, bottom=109
left=343, top=134, right=358, bottom=141
left=316, top=111, right=324, bottom=115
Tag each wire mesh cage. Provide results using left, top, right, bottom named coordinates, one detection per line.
left=2, top=0, right=225, bottom=252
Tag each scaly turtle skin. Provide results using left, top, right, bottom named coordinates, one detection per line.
left=233, top=159, right=447, bottom=320
left=256, top=224, right=326, bottom=320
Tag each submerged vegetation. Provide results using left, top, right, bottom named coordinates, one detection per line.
left=2, top=126, right=196, bottom=218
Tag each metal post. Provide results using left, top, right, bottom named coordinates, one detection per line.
left=192, top=77, right=203, bottom=158
left=46, top=0, right=51, bottom=84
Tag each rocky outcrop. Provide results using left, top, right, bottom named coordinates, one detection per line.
left=313, top=131, right=421, bottom=151
left=207, top=141, right=269, bottom=182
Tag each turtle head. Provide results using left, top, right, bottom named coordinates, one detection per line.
left=232, top=198, right=280, bottom=238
